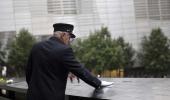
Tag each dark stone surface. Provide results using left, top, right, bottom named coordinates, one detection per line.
left=1, top=78, right=170, bottom=100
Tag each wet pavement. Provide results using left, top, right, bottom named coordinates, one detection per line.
left=2, top=78, right=170, bottom=100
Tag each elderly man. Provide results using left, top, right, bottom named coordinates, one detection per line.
left=26, top=23, right=113, bottom=100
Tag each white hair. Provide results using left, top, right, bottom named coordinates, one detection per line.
left=53, top=31, right=70, bottom=38
left=53, top=31, right=63, bottom=38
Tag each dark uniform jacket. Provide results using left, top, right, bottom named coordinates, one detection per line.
left=26, top=36, right=101, bottom=100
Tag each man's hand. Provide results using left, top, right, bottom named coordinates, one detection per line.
left=101, top=81, right=114, bottom=87
left=94, top=81, right=114, bottom=92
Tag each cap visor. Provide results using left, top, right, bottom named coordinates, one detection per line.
left=70, top=33, right=76, bottom=38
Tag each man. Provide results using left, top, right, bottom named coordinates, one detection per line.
left=26, top=23, right=113, bottom=100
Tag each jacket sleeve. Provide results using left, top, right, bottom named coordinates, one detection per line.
left=25, top=51, right=33, bottom=85
left=61, top=47, right=101, bottom=88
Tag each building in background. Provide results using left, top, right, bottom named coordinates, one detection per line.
left=0, top=0, right=170, bottom=49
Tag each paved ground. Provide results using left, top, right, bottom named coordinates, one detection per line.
left=4, top=78, right=170, bottom=100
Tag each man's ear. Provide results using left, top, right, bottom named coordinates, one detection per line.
left=63, top=32, right=67, bottom=37
left=60, top=32, right=65, bottom=38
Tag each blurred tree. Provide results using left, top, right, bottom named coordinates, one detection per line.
left=7, top=29, right=36, bottom=77
left=116, top=37, right=135, bottom=76
left=72, top=27, right=125, bottom=76
left=138, top=28, right=170, bottom=76
left=0, top=43, right=6, bottom=66
left=116, top=37, right=135, bottom=68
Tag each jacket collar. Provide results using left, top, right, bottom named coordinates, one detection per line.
left=49, top=36, right=65, bottom=44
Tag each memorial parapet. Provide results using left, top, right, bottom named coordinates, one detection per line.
left=0, top=78, right=170, bottom=100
